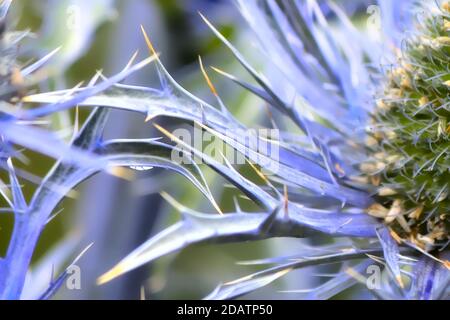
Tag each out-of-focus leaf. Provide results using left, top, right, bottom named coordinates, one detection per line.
left=0, top=0, right=11, bottom=19
left=237, top=242, right=359, bottom=265
left=37, top=243, right=93, bottom=300
left=21, top=235, right=79, bottom=300
left=409, top=252, right=450, bottom=300
left=34, top=0, right=116, bottom=70
left=204, top=248, right=385, bottom=300
left=305, top=260, right=373, bottom=300
left=0, top=122, right=107, bottom=169
left=205, top=268, right=292, bottom=300
left=20, top=47, right=61, bottom=77
left=376, top=227, right=403, bottom=290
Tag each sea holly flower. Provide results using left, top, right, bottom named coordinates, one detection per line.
left=0, top=0, right=449, bottom=300
left=366, top=4, right=449, bottom=253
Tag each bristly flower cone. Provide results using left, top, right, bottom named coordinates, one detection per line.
left=366, top=2, right=449, bottom=250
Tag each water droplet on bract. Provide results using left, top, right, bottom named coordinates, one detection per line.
left=129, top=166, right=153, bottom=172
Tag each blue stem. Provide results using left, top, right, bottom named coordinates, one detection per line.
left=0, top=216, right=41, bottom=300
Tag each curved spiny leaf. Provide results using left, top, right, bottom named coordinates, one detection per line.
left=204, top=248, right=387, bottom=300
left=97, top=203, right=380, bottom=285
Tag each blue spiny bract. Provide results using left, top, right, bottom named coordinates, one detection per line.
left=3, top=0, right=450, bottom=300
left=366, top=2, right=449, bottom=250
